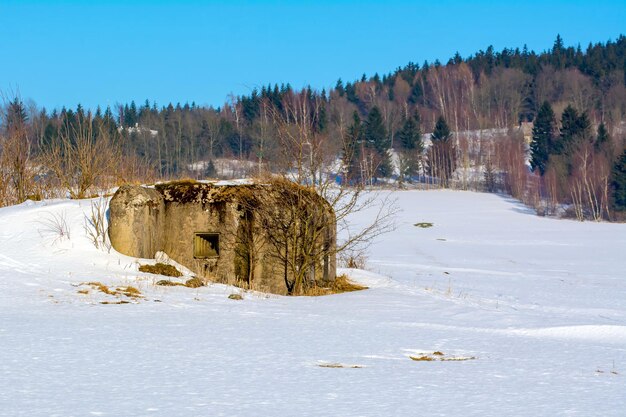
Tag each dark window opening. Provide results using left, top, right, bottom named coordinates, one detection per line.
left=194, top=233, right=220, bottom=258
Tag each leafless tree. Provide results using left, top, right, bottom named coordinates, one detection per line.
left=40, top=113, right=121, bottom=198
left=0, top=96, right=36, bottom=206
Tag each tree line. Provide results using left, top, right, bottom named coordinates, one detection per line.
left=1, top=35, right=625, bottom=219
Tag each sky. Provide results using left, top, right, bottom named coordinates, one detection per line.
left=1, top=0, right=625, bottom=111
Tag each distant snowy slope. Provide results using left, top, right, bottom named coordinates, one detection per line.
left=1, top=191, right=625, bottom=417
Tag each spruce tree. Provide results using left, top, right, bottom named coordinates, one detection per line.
left=396, top=111, right=423, bottom=180
left=558, top=104, right=580, bottom=155
left=428, top=116, right=456, bottom=187
left=397, top=111, right=423, bottom=151
left=342, top=111, right=363, bottom=183
left=559, top=105, right=590, bottom=154
left=365, top=107, right=388, bottom=153
left=530, top=101, right=556, bottom=175
left=595, top=122, right=610, bottom=152
left=611, top=148, right=626, bottom=212
left=204, top=160, right=216, bottom=177
left=365, top=107, right=391, bottom=178
left=431, top=115, right=452, bottom=141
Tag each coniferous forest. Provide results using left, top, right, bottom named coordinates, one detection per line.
left=1, top=35, right=626, bottom=220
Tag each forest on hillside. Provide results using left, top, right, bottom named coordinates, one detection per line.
left=1, top=35, right=626, bottom=220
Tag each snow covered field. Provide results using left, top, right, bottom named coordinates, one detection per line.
left=1, top=190, right=625, bottom=416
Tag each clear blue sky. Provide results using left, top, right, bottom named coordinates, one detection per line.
left=1, top=0, right=625, bottom=111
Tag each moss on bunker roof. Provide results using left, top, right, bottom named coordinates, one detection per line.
left=150, top=179, right=332, bottom=212
left=153, top=180, right=263, bottom=204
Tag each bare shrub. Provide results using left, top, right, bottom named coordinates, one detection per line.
left=114, top=153, right=159, bottom=186
left=302, top=274, right=367, bottom=296
left=493, top=130, right=529, bottom=201
left=258, top=92, right=398, bottom=283
left=568, top=141, right=612, bottom=221
left=38, top=211, right=71, bottom=243
left=84, top=197, right=111, bottom=251
left=339, top=250, right=368, bottom=269
left=0, top=96, right=37, bottom=206
left=40, top=115, right=120, bottom=199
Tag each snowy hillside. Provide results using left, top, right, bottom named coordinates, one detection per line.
left=1, top=191, right=625, bottom=416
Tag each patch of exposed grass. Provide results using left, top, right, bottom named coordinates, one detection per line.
left=85, top=281, right=116, bottom=295
left=139, top=263, right=182, bottom=277
left=333, top=275, right=368, bottom=292
left=100, top=300, right=130, bottom=305
left=318, top=363, right=364, bottom=369
left=440, top=356, right=476, bottom=361
left=79, top=282, right=142, bottom=299
left=302, top=274, right=368, bottom=296
left=414, top=222, right=434, bottom=228
left=185, top=277, right=205, bottom=288
left=154, top=277, right=205, bottom=288
left=409, top=351, right=476, bottom=362
left=155, top=279, right=186, bottom=287
left=410, top=355, right=436, bottom=361
left=116, top=286, right=142, bottom=298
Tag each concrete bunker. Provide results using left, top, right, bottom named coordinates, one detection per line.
left=109, top=179, right=337, bottom=295
left=193, top=233, right=219, bottom=258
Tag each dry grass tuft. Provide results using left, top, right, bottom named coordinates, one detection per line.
left=440, top=356, right=477, bottom=361
left=414, top=222, right=434, bottom=228
left=302, top=274, right=368, bottom=296
left=410, top=355, right=436, bottom=361
left=318, top=363, right=364, bottom=369
left=79, top=282, right=142, bottom=299
left=409, top=351, right=476, bottom=362
left=116, top=286, right=142, bottom=298
left=155, top=279, right=186, bottom=287
left=139, top=263, right=182, bottom=277
left=154, top=277, right=206, bottom=289
left=185, top=277, right=205, bottom=288
left=85, top=281, right=116, bottom=295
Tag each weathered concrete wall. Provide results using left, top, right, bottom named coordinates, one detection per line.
left=108, top=181, right=336, bottom=295
left=108, top=184, right=165, bottom=258
left=160, top=198, right=240, bottom=287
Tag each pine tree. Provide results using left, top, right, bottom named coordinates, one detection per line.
left=484, top=157, right=497, bottom=193
left=5, top=98, right=28, bottom=132
left=397, top=111, right=423, bottom=151
left=558, top=104, right=580, bottom=155
left=611, top=148, right=626, bottom=212
left=345, top=82, right=358, bottom=104
left=204, top=160, right=216, bottom=178
left=595, top=122, right=610, bottom=152
left=396, top=112, right=423, bottom=181
left=552, top=34, right=565, bottom=69
left=342, top=111, right=362, bottom=184
left=364, top=107, right=391, bottom=178
left=365, top=107, right=388, bottom=153
left=559, top=105, right=591, bottom=154
left=431, top=115, right=451, bottom=141
left=519, top=80, right=536, bottom=122
left=530, top=101, right=556, bottom=175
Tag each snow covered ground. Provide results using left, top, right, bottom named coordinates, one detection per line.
left=1, top=190, right=625, bottom=416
